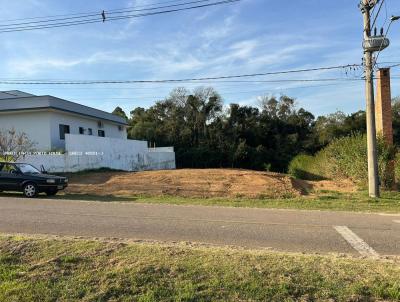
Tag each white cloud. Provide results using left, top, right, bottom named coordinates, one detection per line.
left=7, top=52, right=155, bottom=76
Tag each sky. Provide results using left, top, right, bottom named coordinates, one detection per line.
left=0, top=0, right=399, bottom=117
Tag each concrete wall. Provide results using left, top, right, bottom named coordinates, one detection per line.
left=149, top=147, right=175, bottom=152
left=20, top=152, right=176, bottom=173
left=49, top=110, right=127, bottom=150
left=19, top=134, right=176, bottom=172
left=0, top=110, right=52, bottom=150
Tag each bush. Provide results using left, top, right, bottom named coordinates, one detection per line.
left=288, top=154, right=325, bottom=180
left=289, top=134, right=397, bottom=189
left=396, top=152, right=400, bottom=186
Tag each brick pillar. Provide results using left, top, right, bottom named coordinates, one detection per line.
left=375, top=68, right=395, bottom=188
left=375, top=68, right=393, bottom=145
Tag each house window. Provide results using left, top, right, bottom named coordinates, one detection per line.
left=118, top=125, right=124, bottom=131
left=98, top=130, right=105, bottom=137
left=79, top=127, right=85, bottom=135
left=88, top=128, right=93, bottom=135
left=59, top=124, right=70, bottom=140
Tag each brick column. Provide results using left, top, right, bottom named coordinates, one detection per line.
left=375, top=68, right=393, bottom=145
left=375, top=68, right=395, bottom=188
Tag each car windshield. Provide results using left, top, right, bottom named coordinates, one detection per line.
left=16, top=164, right=40, bottom=174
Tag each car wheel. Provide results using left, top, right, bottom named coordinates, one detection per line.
left=23, top=183, right=38, bottom=198
left=46, top=189, right=58, bottom=196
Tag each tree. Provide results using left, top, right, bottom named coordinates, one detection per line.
left=0, top=128, right=36, bottom=161
left=314, top=111, right=347, bottom=146
left=112, top=106, right=128, bottom=120
left=124, top=88, right=392, bottom=172
left=314, top=110, right=366, bottom=148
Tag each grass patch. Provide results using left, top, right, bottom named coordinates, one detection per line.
left=2, top=190, right=400, bottom=213
left=0, top=235, right=399, bottom=302
left=50, top=190, right=400, bottom=213
left=133, top=191, right=400, bottom=213
left=2, top=191, right=400, bottom=213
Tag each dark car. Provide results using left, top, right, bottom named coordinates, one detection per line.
left=0, top=162, right=68, bottom=198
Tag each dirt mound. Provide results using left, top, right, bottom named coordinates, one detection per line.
left=66, top=169, right=355, bottom=199
left=308, top=179, right=357, bottom=193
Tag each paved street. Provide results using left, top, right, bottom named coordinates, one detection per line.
left=0, top=196, right=399, bottom=257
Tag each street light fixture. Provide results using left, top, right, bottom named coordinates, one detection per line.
left=391, top=16, right=400, bottom=21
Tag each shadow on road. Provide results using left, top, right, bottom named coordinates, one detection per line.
left=0, top=192, right=138, bottom=202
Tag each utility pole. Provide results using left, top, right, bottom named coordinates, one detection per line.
left=360, top=0, right=385, bottom=198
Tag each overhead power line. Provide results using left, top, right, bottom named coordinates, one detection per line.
left=371, top=0, right=386, bottom=29
left=0, top=0, right=239, bottom=33
left=373, top=18, right=396, bottom=69
left=0, top=0, right=198, bottom=23
left=0, top=77, right=365, bottom=84
left=0, top=0, right=214, bottom=28
left=53, top=82, right=363, bottom=101
left=0, top=64, right=362, bottom=85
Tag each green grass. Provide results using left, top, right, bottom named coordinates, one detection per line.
left=0, top=235, right=399, bottom=302
left=1, top=190, right=400, bottom=213
left=133, top=190, right=400, bottom=213
left=48, top=190, right=400, bottom=214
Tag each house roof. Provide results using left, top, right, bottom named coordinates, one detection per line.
left=0, top=90, right=128, bottom=125
left=0, top=90, right=35, bottom=99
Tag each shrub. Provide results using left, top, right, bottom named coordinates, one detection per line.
left=288, top=154, right=325, bottom=180
left=396, top=152, right=400, bottom=186
left=289, top=134, right=396, bottom=189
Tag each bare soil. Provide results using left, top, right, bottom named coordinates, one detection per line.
left=65, top=169, right=356, bottom=199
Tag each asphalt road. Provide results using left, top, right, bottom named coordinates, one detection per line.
left=0, top=196, right=399, bottom=257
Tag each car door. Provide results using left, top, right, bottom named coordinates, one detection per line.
left=0, top=164, right=22, bottom=191
left=0, top=163, right=7, bottom=190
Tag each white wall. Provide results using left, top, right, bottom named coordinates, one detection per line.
left=65, top=134, right=147, bottom=154
left=148, top=147, right=175, bottom=152
left=19, top=134, right=176, bottom=172
left=20, top=152, right=176, bottom=173
left=49, top=110, right=127, bottom=150
left=0, top=109, right=128, bottom=152
left=0, top=111, right=52, bottom=150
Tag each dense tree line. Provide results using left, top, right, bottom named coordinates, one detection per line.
left=112, top=88, right=400, bottom=172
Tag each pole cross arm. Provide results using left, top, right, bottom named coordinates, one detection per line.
left=359, top=0, right=379, bottom=12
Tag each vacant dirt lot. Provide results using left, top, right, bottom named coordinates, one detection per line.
left=65, top=169, right=356, bottom=199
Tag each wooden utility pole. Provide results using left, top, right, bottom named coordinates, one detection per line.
left=361, top=0, right=380, bottom=198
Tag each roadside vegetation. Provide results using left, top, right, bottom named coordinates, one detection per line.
left=2, top=165, right=400, bottom=213
left=288, top=134, right=397, bottom=188
left=57, top=165, right=400, bottom=213
left=51, top=190, right=400, bottom=213
left=0, top=235, right=399, bottom=302
left=115, top=91, right=400, bottom=175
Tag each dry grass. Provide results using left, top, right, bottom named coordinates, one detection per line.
left=0, top=234, right=399, bottom=302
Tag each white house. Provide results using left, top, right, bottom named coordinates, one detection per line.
left=0, top=90, right=176, bottom=172
left=0, top=90, right=127, bottom=151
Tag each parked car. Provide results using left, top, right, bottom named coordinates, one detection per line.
left=0, top=162, right=68, bottom=198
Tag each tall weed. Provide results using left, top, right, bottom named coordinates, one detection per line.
left=289, top=134, right=396, bottom=188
